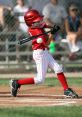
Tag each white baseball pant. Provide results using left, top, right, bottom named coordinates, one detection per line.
left=33, top=49, right=63, bottom=84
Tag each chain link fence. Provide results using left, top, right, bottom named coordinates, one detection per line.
left=0, top=0, right=82, bottom=72
left=0, top=5, right=32, bottom=70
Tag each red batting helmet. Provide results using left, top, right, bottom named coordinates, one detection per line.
left=24, top=9, right=43, bottom=26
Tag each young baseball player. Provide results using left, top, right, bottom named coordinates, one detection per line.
left=10, top=9, right=78, bottom=98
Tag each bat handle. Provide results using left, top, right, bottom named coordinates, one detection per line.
left=18, top=37, right=31, bottom=45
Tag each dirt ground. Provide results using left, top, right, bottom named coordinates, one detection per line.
left=0, top=85, right=82, bottom=107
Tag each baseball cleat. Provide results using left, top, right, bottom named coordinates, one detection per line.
left=10, top=80, right=20, bottom=97
left=64, top=88, right=78, bottom=98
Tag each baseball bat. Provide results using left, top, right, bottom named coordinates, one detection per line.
left=18, top=25, right=60, bottom=45
left=18, top=30, right=51, bottom=45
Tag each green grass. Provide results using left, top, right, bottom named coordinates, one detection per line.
left=0, top=79, right=10, bottom=86
left=0, top=77, right=82, bottom=86
left=45, top=77, right=82, bottom=86
left=0, top=106, right=82, bottom=117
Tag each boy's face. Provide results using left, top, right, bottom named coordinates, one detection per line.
left=32, top=19, right=44, bottom=28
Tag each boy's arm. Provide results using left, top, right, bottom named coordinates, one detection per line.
left=46, top=33, right=54, bottom=46
left=45, top=25, right=60, bottom=46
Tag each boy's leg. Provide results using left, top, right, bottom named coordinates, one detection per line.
left=10, top=50, right=48, bottom=97
left=57, top=72, right=68, bottom=90
left=10, top=78, right=35, bottom=97
left=48, top=54, right=78, bottom=98
left=17, top=78, right=34, bottom=85
left=48, top=54, right=68, bottom=90
left=57, top=72, right=78, bottom=97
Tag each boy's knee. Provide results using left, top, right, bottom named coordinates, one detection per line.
left=34, top=77, right=45, bottom=84
left=55, top=64, right=63, bottom=73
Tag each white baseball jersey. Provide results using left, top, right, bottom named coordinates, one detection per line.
left=43, top=3, right=67, bottom=25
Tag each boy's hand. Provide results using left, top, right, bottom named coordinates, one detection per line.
left=51, top=25, right=60, bottom=34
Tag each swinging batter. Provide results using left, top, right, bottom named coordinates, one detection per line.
left=10, top=9, right=78, bottom=98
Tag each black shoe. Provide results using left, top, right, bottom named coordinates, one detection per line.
left=10, top=80, right=20, bottom=97
left=64, top=88, right=78, bottom=98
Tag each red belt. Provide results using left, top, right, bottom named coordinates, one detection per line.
left=34, top=48, right=46, bottom=51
